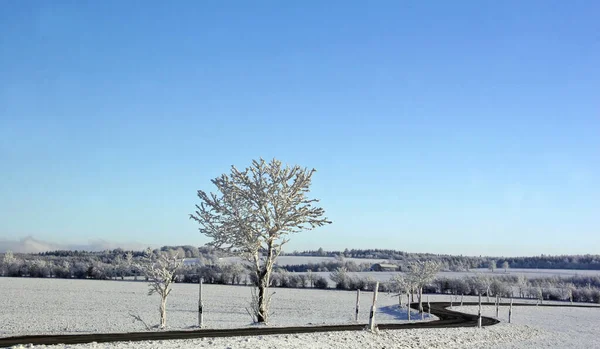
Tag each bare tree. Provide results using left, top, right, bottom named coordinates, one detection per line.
left=516, top=274, right=528, bottom=298
left=306, top=269, right=314, bottom=288
left=391, top=273, right=415, bottom=311
left=407, top=260, right=441, bottom=313
left=472, top=273, right=493, bottom=302
left=136, top=250, right=184, bottom=329
left=190, top=158, right=331, bottom=323
left=1, top=250, right=15, bottom=276
left=330, top=267, right=350, bottom=289
left=391, top=273, right=416, bottom=297
left=502, top=261, right=509, bottom=272
left=488, top=260, right=497, bottom=273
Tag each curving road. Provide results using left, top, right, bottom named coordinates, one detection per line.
left=1, top=302, right=597, bottom=348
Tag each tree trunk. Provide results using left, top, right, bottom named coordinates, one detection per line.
left=160, top=296, right=167, bottom=329
left=418, top=287, right=423, bottom=313
left=256, top=243, right=275, bottom=324
left=257, top=278, right=268, bottom=323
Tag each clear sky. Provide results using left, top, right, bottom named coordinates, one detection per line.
left=1, top=1, right=598, bottom=257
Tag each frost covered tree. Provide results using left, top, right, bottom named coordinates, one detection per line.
left=502, top=261, right=509, bottom=272
left=1, top=250, right=15, bottom=276
left=1, top=250, right=24, bottom=277
left=391, top=274, right=415, bottom=308
left=2, top=250, right=15, bottom=264
left=330, top=267, right=350, bottom=289
left=407, top=260, right=441, bottom=313
left=136, top=250, right=184, bottom=329
left=471, top=273, right=493, bottom=302
left=488, top=260, right=497, bottom=273
left=190, top=158, right=331, bottom=323
left=516, top=274, right=528, bottom=298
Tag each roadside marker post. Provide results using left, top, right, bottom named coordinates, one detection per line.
left=355, top=289, right=360, bottom=322
left=198, top=277, right=204, bottom=328
left=368, top=282, right=379, bottom=332
left=478, top=294, right=482, bottom=328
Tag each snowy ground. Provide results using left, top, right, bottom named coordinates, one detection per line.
left=8, top=325, right=545, bottom=349
left=3, top=279, right=600, bottom=349
left=0, top=278, right=431, bottom=338
left=454, top=304, right=600, bottom=348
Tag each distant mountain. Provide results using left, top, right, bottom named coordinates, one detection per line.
left=0, top=236, right=149, bottom=254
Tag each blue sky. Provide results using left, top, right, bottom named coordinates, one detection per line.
left=1, top=1, right=598, bottom=256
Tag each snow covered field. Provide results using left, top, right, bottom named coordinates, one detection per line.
left=454, top=304, right=600, bottom=348
left=3, top=279, right=600, bottom=349
left=0, top=278, right=430, bottom=338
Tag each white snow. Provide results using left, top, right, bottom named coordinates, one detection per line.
left=453, top=304, right=600, bottom=349
left=3, top=280, right=600, bottom=349
left=0, top=278, right=430, bottom=338
left=8, top=325, right=544, bottom=349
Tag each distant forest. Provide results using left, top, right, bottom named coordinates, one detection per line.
left=283, top=248, right=600, bottom=271
left=2, top=245, right=600, bottom=304
left=1, top=246, right=599, bottom=282
left=2, top=245, right=600, bottom=303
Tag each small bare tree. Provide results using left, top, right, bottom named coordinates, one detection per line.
left=488, top=260, right=497, bottom=273
left=136, top=250, right=184, bottom=329
left=306, top=269, right=314, bottom=288
left=391, top=273, right=415, bottom=313
left=407, top=260, right=441, bottom=313
left=516, top=274, right=528, bottom=298
left=190, top=158, right=331, bottom=324
left=1, top=250, right=15, bottom=276
left=502, top=261, right=509, bottom=272
left=472, top=273, right=493, bottom=302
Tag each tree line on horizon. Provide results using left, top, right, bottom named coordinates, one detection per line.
left=1, top=245, right=600, bottom=274
left=3, top=247, right=600, bottom=305
left=284, top=248, right=600, bottom=271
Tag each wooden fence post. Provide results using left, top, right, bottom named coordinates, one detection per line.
left=407, top=293, right=411, bottom=321
left=461, top=294, right=464, bottom=307
left=355, top=289, right=360, bottom=322
left=496, top=294, right=499, bottom=318
left=369, top=282, right=379, bottom=331
left=427, top=296, right=431, bottom=317
left=478, top=294, right=482, bottom=328
left=508, top=298, right=513, bottom=323
left=398, top=293, right=402, bottom=309
left=198, top=277, right=204, bottom=328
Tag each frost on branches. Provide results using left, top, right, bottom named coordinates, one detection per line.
left=190, top=158, right=331, bottom=324
left=136, top=249, right=184, bottom=329
left=407, top=260, right=441, bottom=314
